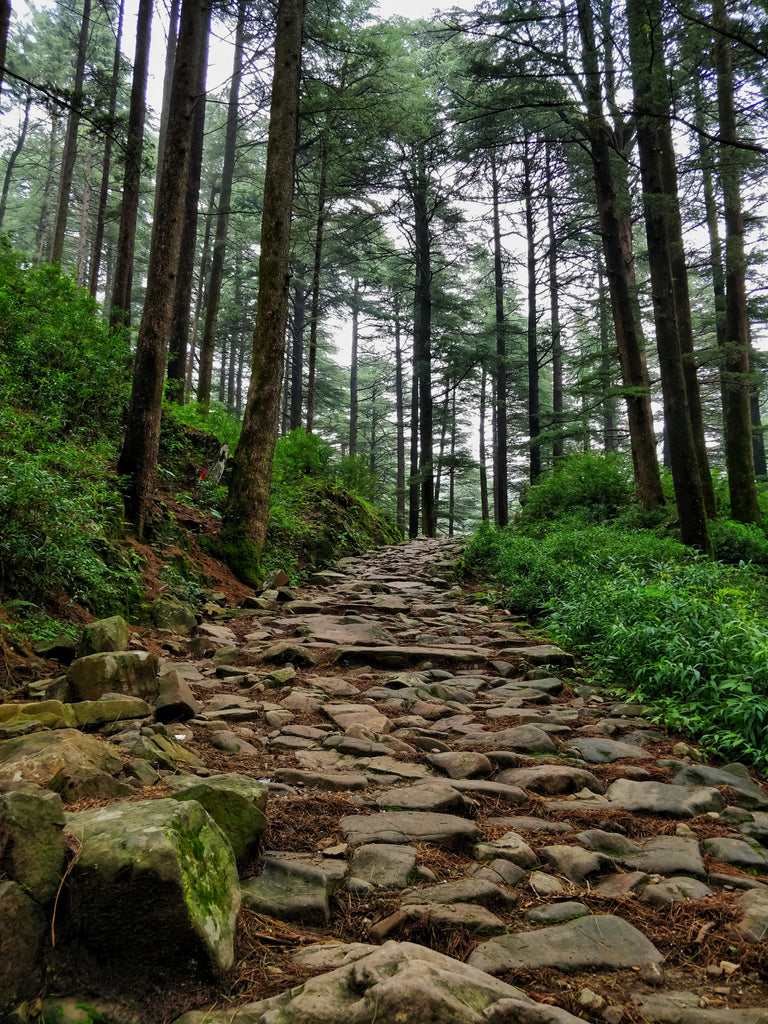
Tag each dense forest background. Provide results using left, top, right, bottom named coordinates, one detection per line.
left=4, top=0, right=768, bottom=547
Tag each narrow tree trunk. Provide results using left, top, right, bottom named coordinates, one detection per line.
left=394, top=298, right=406, bottom=536
left=75, top=138, right=96, bottom=284
left=575, top=0, right=664, bottom=509
left=167, top=21, right=210, bottom=401
left=599, top=265, right=618, bottom=450
left=222, top=0, right=304, bottom=577
left=36, top=116, right=59, bottom=261
left=626, top=0, right=711, bottom=551
left=0, top=88, right=31, bottom=230
left=89, top=0, right=124, bottom=297
left=523, top=138, right=540, bottom=483
left=408, top=352, right=419, bottom=538
left=751, top=389, right=767, bottom=478
left=153, top=0, right=180, bottom=225
left=713, top=0, right=761, bottom=524
left=490, top=148, right=508, bottom=525
left=51, top=0, right=91, bottom=264
left=117, top=0, right=210, bottom=537
left=349, top=278, right=360, bottom=456
left=109, top=0, right=152, bottom=329
left=448, top=387, right=457, bottom=536
left=305, top=138, right=327, bottom=432
left=0, top=0, right=11, bottom=100
left=289, top=264, right=306, bottom=429
left=479, top=365, right=489, bottom=522
left=185, top=182, right=217, bottom=396
left=413, top=146, right=435, bottom=536
left=546, top=141, right=563, bottom=462
left=197, top=0, right=246, bottom=408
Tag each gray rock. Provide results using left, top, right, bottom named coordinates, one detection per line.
left=495, top=644, right=575, bottom=667
left=369, top=901, right=508, bottom=940
left=497, top=765, right=605, bottom=796
left=341, top=811, right=482, bottom=849
left=469, top=858, right=526, bottom=888
left=621, top=836, right=706, bottom=878
left=539, top=845, right=613, bottom=883
left=703, top=836, right=768, bottom=871
left=673, top=764, right=768, bottom=810
left=151, top=595, right=198, bottom=635
left=528, top=871, right=566, bottom=896
left=640, top=876, right=713, bottom=907
left=0, top=880, right=46, bottom=1006
left=566, top=737, right=653, bottom=763
left=49, top=765, right=135, bottom=802
left=67, top=651, right=159, bottom=702
left=426, top=750, right=494, bottom=778
left=470, top=725, right=557, bottom=753
left=375, top=780, right=473, bottom=815
left=348, top=844, right=417, bottom=888
left=272, top=769, right=369, bottom=792
left=474, top=832, right=538, bottom=869
left=171, top=940, right=584, bottom=1024
left=524, top=901, right=590, bottom=924
left=0, top=729, right=123, bottom=789
left=447, top=779, right=528, bottom=805
left=242, top=857, right=339, bottom=926
left=262, top=641, right=320, bottom=667
left=167, top=773, right=268, bottom=863
left=0, top=783, right=66, bottom=903
left=468, top=914, right=664, bottom=975
left=76, top=616, right=130, bottom=657
left=401, top=877, right=517, bottom=909
left=633, top=991, right=768, bottom=1023
left=65, top=797, right=240, bottom=979
left=155, top=669, right=203, bottom=723
left=735, top=887, right=768, bottom=942
left=575, top=829, right=642, bottom=857
left=605, top=778, right=725, bottom=817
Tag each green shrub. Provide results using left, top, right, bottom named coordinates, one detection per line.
left=272, top=428, right=332, bottom=485
left=164, top=399, right=242, bottom=450
left=516, top=452, right=633, bottom=530
left=710, top=518, right=768, bottom=568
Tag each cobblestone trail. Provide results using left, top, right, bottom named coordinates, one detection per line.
left=166, top=536, right=768, bottom=1023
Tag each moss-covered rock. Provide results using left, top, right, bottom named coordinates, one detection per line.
left=66, top=651, right=159, bottom=702
left=167, top=773, right=268, bottom=864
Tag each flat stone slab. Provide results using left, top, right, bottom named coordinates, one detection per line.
left=524, top=901, right=590, bottom=924
left=735, top=888, right=768, bottom=942
left=426, top=750, right=493, bottom=778
left=640, top=876, right=713, bottom=907
left=605, top=778, right=725, bottom=817
left=566, top=736, right=653, bottom=763
left=634, top=991, right=768, bottom=1023
left=468, top=914, right=664, bottom=975
left=348, top=844, right=417, bottom=888
left=401, top=877, right=517, bottom=909
left=324, top=703, right=391, bottom=734
left=272, top=769, right=369, bottom=792
left=495, top=644, right=575, bottom=667
left=620, top=836, right=706, bottom=878
left=333, top=645, right=489, bottom=669
left=375, top=781, right=473, bottom=815
left=539, top=845, right=612, bottom=883
left=703, top=837, right=768, bottom=871
left=498, top=765, right=605, bottom=796
left=341, top=811, right=481, bottom=849
left=468, top=725, right=557, bottom=753
left=242, top=857, right=339, bottom=927
left=674, top=764, right=768, bottom=811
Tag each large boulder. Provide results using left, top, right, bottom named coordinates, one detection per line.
left=171, top=940, right=583, bottom=1024
left=0, top=880, right=47, bottom=1008
left=0, top=730, right=123, bottom=790
left=167, top=773, right=268, bottom=863
left=151, top=595, right=198, bottom=635
left=0, top=782, right=67, bottom=903
left=66, top=651, right=159, bottom=702
left=76, top=616, right=130, bottom=658
left=64, top=797, right=240, bottom=981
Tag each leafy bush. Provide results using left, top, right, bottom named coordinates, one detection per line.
left=516, top=452, right=633, bottom=530
left=0, top=238, right=129, bottom=439
left=710, top=518, right=768, bottom=568
left=272, top=428, right=332, bottom=485
left=164, top=399, right=242, bottom=450
left=465, top=520, right=768, bottom=768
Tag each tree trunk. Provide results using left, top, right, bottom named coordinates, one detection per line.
left=448, top=386, right=457, bottom=537
left=197, top=0, right=246, bottom=408
left=599, top=265, right=618, bottom=450
left=51, top=0, right=91, bottom=264
left=394, top=297, right=406, bottom=536
left=751, top=389, right=767, bottom=478
left=0, top=0, right=11, bottom=100
left=117, top=0, right=211, bottom=537
left=713, top=0, right=761, bottom=524
left=109, top=0, right=153, bottom=330
left=305, top=138, right=328, bottom=432
left=349, top=278, right=360, bottom=457
left=75, top=138, right=96, bottom=284
left=408, top=351, right=419, bottom=538
left=154, top=0, right=180, bottom=225
left=626, top=0, right=711, bottom=551
left=413, top=145, right=435, bottom=536
left=167, top=20, right=210, bottom=401
left=523, top=137, right=540, bottom=483
left=89, top=0, right=124, bottom=297
left=221, top=0, right=304, bottom=578
left=289, top=264, right=306, bottom=429
left=479, top=365, right=489, bottom=522
left=35, top=115, right=60, bottom=261
left=490, top=148, right=508, bottom=526
left=575, top=0, right=664, bottom=509
left=185, top=182, right=217, bottom=396
left=0, top=88, right=31, bottom=230
left=546, top=141, right=563, bottom=462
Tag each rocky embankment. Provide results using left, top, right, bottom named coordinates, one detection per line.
left=1, top=538, right=768, bottom=1024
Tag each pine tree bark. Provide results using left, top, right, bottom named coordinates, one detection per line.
left=413, top=145, right=435, bottom=537
left=167, top=21, right=210, bottom=401
left=197, top=0, right=246, bottom=408
left=349, top=277, right=360, bottom=457
left=89, top=0, right=124, bottom=297
left=36, top=116, right=60, bottom=262
left=626, top=0, right=711, bottom=551
left=394, top=297, right=406, bottom=536
left=117, top=0, right=211, bottom=537
left=109, top=0, right=152, bottom=329
left=575, top=0, right=664, bottom=509
left=479, top=365, right=489, bottom=522
left=305, top=138, right=328, bottom=432
left=523, top=137, right=540, bottom=483
left=51, top=0, right=91, bottom=264
left=546, top=141, right=563, bottom=462
left=0, top=0, right=10, bottom=100
left=289, top=264, right=306, bottom=429
left=408, top=353, right=419, bottom=538
left=221, top=0, right=304, bottom=577
left=490, top=148, right=508, bottom=525
left=713, top=0, right=761, bottom=524
left=153, top=0, right=180, bottom=225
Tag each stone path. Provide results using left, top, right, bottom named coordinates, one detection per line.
left=163, top=537, right=768, bottom=1023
